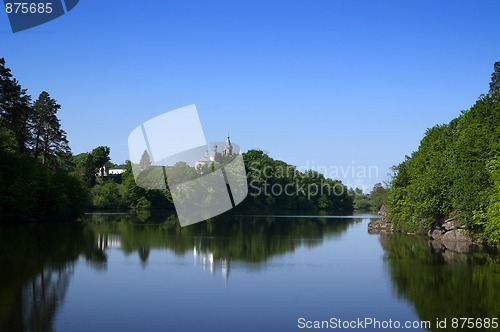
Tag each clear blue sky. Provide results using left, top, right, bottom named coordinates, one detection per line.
left=2, top=0, right=500, bottom=191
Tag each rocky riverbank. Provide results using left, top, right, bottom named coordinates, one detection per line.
left=369, top=207, right=494, bottom=261
left=427, top=211, right=486, bottom=253
left=367, top=203, right=393, bottom=233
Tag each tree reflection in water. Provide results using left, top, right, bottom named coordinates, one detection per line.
left=0, top=212, right=355, bottom=331
left=379, top=233, right=500, bottom=332
left=81, top=212, right=355, bottom=280
left=22, top=266, right=73, bottom=332
left=0, top=225, right=82, bottom=332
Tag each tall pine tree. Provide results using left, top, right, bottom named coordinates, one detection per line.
left=0, top=58, right=33, bottom=152
left=31, top=91, right=71, bottom=168
left=489, top=61, right=500, bottom=100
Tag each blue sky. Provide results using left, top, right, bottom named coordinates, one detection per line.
left=2, top=0, right=500, bottom=191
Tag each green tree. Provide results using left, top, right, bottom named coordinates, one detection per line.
left=91, top=146, right=111, bottom=169
left=0, top=58, right=33, bottom=153
left=122, top=161, right=148, bottom=209
left=139, top=149, right=151, bottom=170
left=241, top=149, right=353, bottom=212
left=91, top=180, right=124, bottom=210
left=349, top=187, right=371, bottom=211
left=481, top=158, right=500, bottom=244
left=0, top=58, right=87, bottom=224
left=83, top=153, right=96, bottom=187
left=369, top=183, right=389, bottom=212
left=489, top=61, right=500, bottom=100
left=388, top=61, right=500, bottom=237
left=31, top=91, right=70, bottom=168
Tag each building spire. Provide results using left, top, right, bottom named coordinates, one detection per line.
left=223, top=133, right=233, bottom=156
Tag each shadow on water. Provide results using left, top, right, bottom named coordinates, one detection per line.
left=379, top=233, right=500, bottom=332
left=0, top=212, right=358, bottom=332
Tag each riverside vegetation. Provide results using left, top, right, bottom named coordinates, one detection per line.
left=388, top=62, right=500, bottom=245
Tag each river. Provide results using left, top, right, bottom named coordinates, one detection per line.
left=0, top=213, right=499, bottom=332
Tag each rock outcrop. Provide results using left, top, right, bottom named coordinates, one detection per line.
left=428, top=211, right=477, bottom=253
left=368, top=218, right=394, bottom=233
left=371, top=207, right=492, bottom=263
left=368, top=203, right=393, bottom=234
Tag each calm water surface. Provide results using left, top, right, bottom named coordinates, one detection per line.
left=1, top=213, right=499, bottom=332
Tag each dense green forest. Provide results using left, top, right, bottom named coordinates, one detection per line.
left=388, top=62, right=500, bottom=244
left=240, top=149, right=354, bottom=212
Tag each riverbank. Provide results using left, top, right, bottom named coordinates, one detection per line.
left=368, top=207, right=499, bottom=258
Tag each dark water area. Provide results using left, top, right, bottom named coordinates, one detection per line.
left=1, top=213, right=499, bottom=332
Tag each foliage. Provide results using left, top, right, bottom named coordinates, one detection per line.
left=139, top=149, right=151, bottom=170
left=489, top=61, right=500, bottom=100
left=90, top=180, right=125, bottom=209
left=70, top=146, right=111, bottom=188
left=31, top=91, right=70, bottom=168
left=98, top=161, right=174, bottom=211
left=348, top=183, right=389, bottom=212
left=0, top=58, right=88, bottom=223
left=241, top=149, right=353, bottom=213
left=370, top=182, right=389, bottom=211
left=389, top=62, right=500, bottom=239
left=480, top=158, right=500, bottom=244
left=0, top=143, right=88, bottom=222
left=349, top=188, right=371, bottom=211
left=0, top=58, right=32, bottom=153
left=90, top=146, right=111, bottom=173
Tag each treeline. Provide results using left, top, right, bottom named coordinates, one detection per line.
left=388, top=62, right=500, bottom=244
left=349, top=183, right=388, bottom=213
left=240, top=150, right=354, bottom=213
left=79, top=153, right=174, bottom=211
left=84, top=149, right=357, bottom=213
left=0, top=58, right=87, bottom=223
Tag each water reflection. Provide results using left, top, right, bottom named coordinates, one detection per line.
left=0, top=225, right=82, bottom=332
left=193, top=246, right=231, bottom=281
left=21, top=266, right=73, bottom=332
left=81, top=212, right=355, bottom=279
left=380, top=233, right=500, bottom=332
left=6, top=214, right=500, bottom=332
left=0, top=213, right=356, bottom=331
